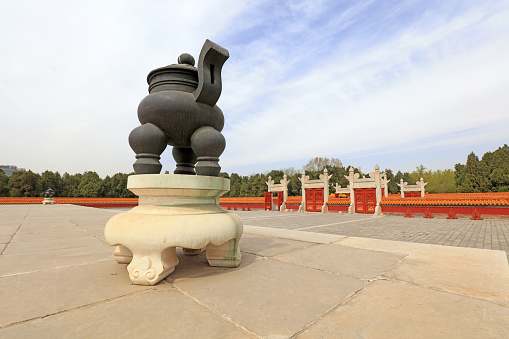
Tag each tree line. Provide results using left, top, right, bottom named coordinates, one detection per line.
left=220, top=145, right=509, bottom=197
left=454, top=144, right=509, bottom=193
left=0, top=170, right=135, bottom=198
left=1, top=145, right=507, bottom=197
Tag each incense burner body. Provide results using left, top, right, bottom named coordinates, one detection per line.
left=129, top=41, right=229, bottom=176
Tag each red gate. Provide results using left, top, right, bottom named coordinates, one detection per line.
left=264, top=192, right=272, bottom=210
left=354, top=188, right=376, bottom=214
left=305, top=188, right=324, bottom=212
left=277, top=191, right=284, bottom=211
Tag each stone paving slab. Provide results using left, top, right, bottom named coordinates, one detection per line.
left=10, top=227, right=89, bottom=242
left=173, top=259, right=365, bottom=338
left=0, top=289, right=256, bottom=339
left=0, top=260, right=150, bottom=328
left=166, top=249, right=262, bottom=283
left=244, top=225, right=345, bottom=244
left=240, top=233, right=316, bottom=257
left=273, top=244, right=406, bottom=280
left=0, top=205, right=508, bottom=338
left=0, top=244, right=112, bottom=277
left=0, top=227, right=21, bottom=238
left=2, top=236, right=104, bottom=255
left=338, top=236, right=509, bottom=303
left=299, top=279, right=509, bottom=339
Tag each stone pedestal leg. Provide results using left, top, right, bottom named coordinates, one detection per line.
left=206, top=238, right=241, bottom=267
left=183, top=247, right=205, bottom=255
left=114, top=245, right=133, bottom=264
left=127, top=247, right=179, bottom=285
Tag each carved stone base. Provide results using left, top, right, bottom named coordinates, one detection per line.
left=206, top=238, right=241, bottom=267
left=42, top=198, right=55, bottom=205
left=114, top=245, right=133, bottom=264
left=183, top=247, right=205, bottom=256
left=104, top=174, right=243, bottom=285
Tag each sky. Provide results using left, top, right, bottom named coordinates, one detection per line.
left=1, top=0, right=508, bottom=178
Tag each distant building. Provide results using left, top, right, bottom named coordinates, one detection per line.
left=0, top=165, right=25, bottom=177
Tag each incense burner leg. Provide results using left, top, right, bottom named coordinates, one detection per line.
left=127, top=247, right=179, bottom=285
left=172, top=147, right=197, bottom=175
left=206, top=238, right=241, bottom=267
left=128, top=123, right=167, bottom=175
left=114, top=245, right=133, bottom=264
left=191, top=126, right=226, bottom=176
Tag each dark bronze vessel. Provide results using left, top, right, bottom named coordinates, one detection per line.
left=129, top=40, right=229, bottom=176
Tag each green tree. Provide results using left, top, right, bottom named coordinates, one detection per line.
left=77, top=171, right=103, bottom=197
left=115, top=173, right=135, bottom=198
left=40, top=171, right=63, bottom=196
left=426, top=169, right=457, bottom=193
left=328, top=166, right=347, bottom=192
left=384, top=169, right=399, bottom=194
left=61, top=173, right=83, bottom=197
left=287, top=172, right=302, bottom=197
left=239, top=176, right=250, bottom=197
left=102, top=175, right=112, bottom=197
left=394, top=171, right=412, bottom=192
left=0, top=169, right=10, bottom=197
left=228, top=173, right=241, bottom=197
left=101, top=173, right=135, bottom=198
left=241, top=173, right=266, bottom=197
left=8, top=170, right=42, bottom=197
left=485, top=145, right=509, bottom=192
left=266, top=170, right=284, bottom=184
left=409, top=165, right=427, bottom=184
left=460, top=152, right=491, bottom=192
left=454, top=163, right=465, bottom=189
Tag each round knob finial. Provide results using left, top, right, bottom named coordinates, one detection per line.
left=178, top=53, right=195, bottom=66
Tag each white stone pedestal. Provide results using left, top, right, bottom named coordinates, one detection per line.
left=42, top=198, right=55, bottom=205
left=104, top=174, right=243, bottom=285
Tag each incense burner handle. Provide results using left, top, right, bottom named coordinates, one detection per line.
left=193, top=40, right=229, bottom=107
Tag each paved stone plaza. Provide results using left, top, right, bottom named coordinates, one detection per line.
left=234, top=210, right=509, bottom=257
left=1, top=205, right=508, bottom=338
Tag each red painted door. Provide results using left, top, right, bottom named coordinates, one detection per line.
left=365, top=188, right=376, bottom=213
left=355, top=189, right=365, bottom=213
left=264, top=192, right=272, bottom=210
left=305, top=188, right=323, bottom=212
left=277, top=191, right=284, bottom=210
left=315, top=188, right=324, bottom=212
left=355, top=188, right=376, bottom=214
left=305, top=189, right=314, bottom=211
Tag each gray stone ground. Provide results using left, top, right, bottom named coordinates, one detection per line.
left=1, top=205, right=508, bottom=338
left=233, top=210, right=509, bottom=258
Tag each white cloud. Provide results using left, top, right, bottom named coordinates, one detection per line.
left=0, top=1, right=507, bottom=177
left=0, top=1, right=246, bottom=176
left=220, top=0, right=509, bottom=173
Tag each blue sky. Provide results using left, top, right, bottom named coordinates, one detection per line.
left=1, top=0, right=508, bottom=177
